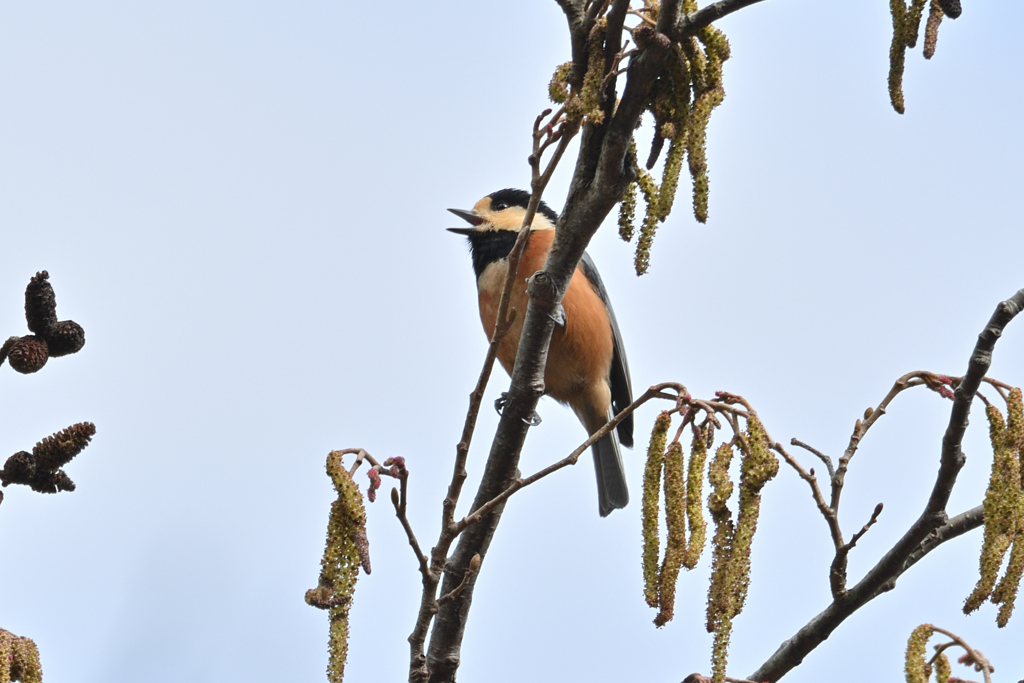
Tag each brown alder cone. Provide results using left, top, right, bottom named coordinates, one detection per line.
left=45, top=320, right=86, bottom=357
left=24, top=270, right=57, bottom=336
left=33, top=422, right=97, bottom=472
left=6, top=336, right=49, bottom=374
left=0, top=451, right=36, bottom=486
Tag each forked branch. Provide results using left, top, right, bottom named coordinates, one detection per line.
left=749, top=288, right=1024, bottom=683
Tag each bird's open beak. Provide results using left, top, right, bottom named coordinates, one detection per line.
left=447, top=208, right=483, bottom=235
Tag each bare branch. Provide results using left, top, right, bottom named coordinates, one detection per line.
left=830, top=502, right=883, bottom=598
left=554, top=0, right=584, bottom=22
left=391, top=486, right=429, bottom=582
left=749, top=288, right=1024, bottom=683
left=455, top=383, right=687, bottom=533
left=831, top=371, right=933, bottom=517
left=892, top=505, right=984, bottom=584
left=790, top=438, right=835, bottom=478
left=928, top=626, right=994, bottom=683
left=773, top=441, right=843, bottom=551
left=671, top=0, right=770, bottom=38
left=437, top=555, right=481, bottom=607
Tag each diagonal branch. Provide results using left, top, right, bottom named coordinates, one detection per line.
left=409, top=110, right=581, bottom=683
left=671, top=0, right=770, bottom=38
left=773, top=440, right=843, bottom=551
left=892, top=504, right=984, bottom=585
left=454, top=383, right=687, bottom=533
left=791, top=438, right=835, bottom=478
left=423, top=19, right=678, bottom=682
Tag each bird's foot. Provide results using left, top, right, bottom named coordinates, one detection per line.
left=548, top=303, right=566, bottom=327
left=494, top=392, right=543, bottom=426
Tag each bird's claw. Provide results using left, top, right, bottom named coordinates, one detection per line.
left=494, top=392, right=543, bottom=426
left=549, top=304, right=566, bottom=327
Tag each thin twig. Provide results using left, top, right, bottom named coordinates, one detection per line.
left=441, top=106, right=578, bottom=534
left=830, top=502, right=883, bottom=598
left=773, top=441, right=843, bottom=551
left=411, top=107, right=582, bottom=683
left=334, top=447, right=380, bottom=476
left=928, top=626, right=994, bottom=683
left=391, top=480, right=429, bottom=581
left=437, top=555, right=481, bottom=606
left=790, top=438, right=835, bottom=478
left=455, top=383, right=687, bottom=532
left=832, top=371, right=933, bottom=518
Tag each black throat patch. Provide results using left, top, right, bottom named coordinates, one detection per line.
left=464, top=231, right=520, bottom=279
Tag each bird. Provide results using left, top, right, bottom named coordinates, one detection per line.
left=448, top=188, right=633, bottom=517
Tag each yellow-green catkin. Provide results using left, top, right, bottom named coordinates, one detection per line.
left=709, top=618, right=733, bottom=683
left=548, top=61, right=572, bottom=104
left=624, top=23, right=730, bottom=272
left=1009, top=387, right=1024, bottom=485
left=730, top=417, right=779, bottom=612
left=705, top=441, right=735, bottom=636
left=888, top=0, right=908, bottom=113
left=683, top=427, right=709, bottom=569
left=933, top=651, right=952, bottom=683
left=904, top=624, right=934, bottom=683
left=633, top=163, right=662, bottom=276
left=643, top=411, right=673, bottom=608
left=991, top=387, right=1024, bottom=626
left=904, top=0, right=928, bottom=47
left=308, top=454, right=369, bottom=683
left=704, top=418, right=777, bottom=683
left=571, top=19, right=608, bottom=124
left=993, top=536, right=1024, bottom=626
left=707, top=441, right=734, bottom=520
left=965, top=402, right=1021, bottom=617
left=656, top=440, right=687, bottom=626
left=618, top=181, right=638, bottom=242
left=686, top=30, right=728, bottom=224
left=655, top=137, right=686, bottom=221
left=0, top=629, right=42, bottom=683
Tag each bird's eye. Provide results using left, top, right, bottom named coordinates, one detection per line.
left=493, top=201, right=508, bottom=211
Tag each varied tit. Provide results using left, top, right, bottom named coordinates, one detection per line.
left=448, top=188, right=633, bottom=517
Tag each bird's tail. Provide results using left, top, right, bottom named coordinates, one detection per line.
left=593, top=428, right=629, bottom=517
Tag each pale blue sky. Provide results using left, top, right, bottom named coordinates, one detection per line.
left=1, top=1, right=1022, bottom=681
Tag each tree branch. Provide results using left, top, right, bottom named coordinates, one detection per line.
left=423, top=17, right=680, bottom=676
left=891, top=504, right=984, bottom=584
left=670, top=0, right=770, bottom=38
left=773, top=440, right=844, bottom=552
left=454, top=383, right=687, bottom=534
left=748, top=288, right=1024, bottom=683
left=830, top=502, right=883, bottom=599
left=790, top=438, right=834, bottom=478
left=832, top=371, right=933, bottom=519
left=411, top=109, right=585, bottom=679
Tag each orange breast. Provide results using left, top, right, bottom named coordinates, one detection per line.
left=476, top=229, right=614, bottom=420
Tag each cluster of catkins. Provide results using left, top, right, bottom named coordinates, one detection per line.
left=0, top=422, right=96, bottom=498
left=0, top=271, right=93, bottom=506
left=0, top=271, right=85, bottom=374
left=964, top=388, right=1024, bottom=627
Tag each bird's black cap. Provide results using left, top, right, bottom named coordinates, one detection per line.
left=486, top=188, right=559, bottom=224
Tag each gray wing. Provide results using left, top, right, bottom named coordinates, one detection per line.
left=579, top=252, right=634, bottom=448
